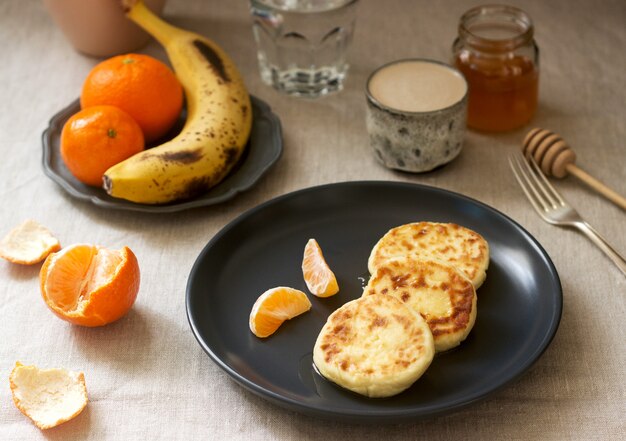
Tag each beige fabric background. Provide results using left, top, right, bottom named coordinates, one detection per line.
left=1, top=0, right=624, bottom=439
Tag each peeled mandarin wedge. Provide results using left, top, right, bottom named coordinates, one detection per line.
left=0, top=220, right=60, bottom=265
left=302, top=238, right=339, bottom=297
left=249, top=287, right=312, bottom=338
left=40, top=244, right=140, bottom=327
left=10, top=362, right=88, bottom=430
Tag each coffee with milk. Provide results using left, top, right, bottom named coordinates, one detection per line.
left=368, top=60, right=467, bottom=113
left=365, top=59, right=468, bottom=173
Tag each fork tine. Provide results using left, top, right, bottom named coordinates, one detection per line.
left=527, top=155, right=567, bottom=206
left=514, top=152, right=560, bottom=209
left=508, top=153, right=550, bottom=217
left=510, top=153, right=549, bottom=210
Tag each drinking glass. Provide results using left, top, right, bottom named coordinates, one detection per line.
left=249, top=0, right=359, bottom=98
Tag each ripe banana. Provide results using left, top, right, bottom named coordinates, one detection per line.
left=103, top=0, right=252, bottom=204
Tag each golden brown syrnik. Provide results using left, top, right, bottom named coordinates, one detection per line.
left=364, top=258, right=477, bottom=352
left=104, top=0, right=252, bottom=204
left=368, top=222, right=489, bottom=289
left=313, top=294, right=435, bottom=398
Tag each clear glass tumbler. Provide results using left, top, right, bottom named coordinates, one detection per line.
left=249, top=0, right=359, bottom=98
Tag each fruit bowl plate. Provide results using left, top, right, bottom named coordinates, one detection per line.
left=42, top=96, right=282, bottom=213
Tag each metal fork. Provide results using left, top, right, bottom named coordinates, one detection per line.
left=509, top=151, right=626, bottom=276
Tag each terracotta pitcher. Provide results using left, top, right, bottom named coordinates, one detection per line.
left=43, top=0, right=167, bottom=58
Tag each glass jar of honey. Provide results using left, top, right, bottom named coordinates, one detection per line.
left=452, top=5, right=539, bottom=132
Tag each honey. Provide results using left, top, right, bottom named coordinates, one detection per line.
left=453, top=5, right=539, bottom=132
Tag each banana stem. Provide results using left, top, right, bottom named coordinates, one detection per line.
left=125, top=0, right=186, bottom=47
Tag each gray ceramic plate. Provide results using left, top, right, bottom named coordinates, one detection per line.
left=42, top=96, right=282, bottom=213
left=186, top=181, right=562, bottom=423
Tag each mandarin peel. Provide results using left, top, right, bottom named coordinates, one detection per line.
left=0, top=220, right=61, bottom=265
left=10, top=362, right=88, bottom=430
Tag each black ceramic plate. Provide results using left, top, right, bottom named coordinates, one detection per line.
left=186, top=181, right=562, bottom=422
left=42, top=96, right=282, bottom=213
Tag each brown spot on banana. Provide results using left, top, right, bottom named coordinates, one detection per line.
left=192, top=40, right=230, bottom=83
left=223, top=147, right=239, bottom=166
left=158, top=148, right=204, bottom=164
left=137, top=147, right=204, bottom=164
left=162, top=146, right=243, bottom=202
left=174, top=176, right=213, bottom=201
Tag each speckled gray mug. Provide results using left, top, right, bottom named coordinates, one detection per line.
left=365, top=59, right=468, bottom=172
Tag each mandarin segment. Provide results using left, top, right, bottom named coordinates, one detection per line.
left=40, top=244, right=140, bottom=327
left=10, top=362, right=88, bottom=430
left=249, top=287, right=312, bottom=338
left=302, top=239, right=339, bottom=297
left=0, top=220, right=61, bottom=265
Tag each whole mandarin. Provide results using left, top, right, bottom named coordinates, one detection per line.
left=60, top=105, right=144, bottom=186
left=80, top=53, right=183, bottom=142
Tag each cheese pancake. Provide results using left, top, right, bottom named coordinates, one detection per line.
left=313, top=294, right=434, bottom=398
left=368, top=222, right=489, bottom=288
left=364, top=257, right=477, bottom=352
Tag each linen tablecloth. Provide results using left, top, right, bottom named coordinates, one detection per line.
left=0, top=0, right=624, bottom=439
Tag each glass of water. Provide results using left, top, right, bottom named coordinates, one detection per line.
left=249, top=0, right=359, bottom=98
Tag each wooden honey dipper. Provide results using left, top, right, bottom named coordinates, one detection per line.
left=522, top=128, right=626, bottom=210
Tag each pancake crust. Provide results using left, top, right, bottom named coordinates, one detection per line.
left=368, top=222, right=489, bottom=288
left=364, top=257, right=477, bottom=352
left=313, top=294, right=435, bottom=398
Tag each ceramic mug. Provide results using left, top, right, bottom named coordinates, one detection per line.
left=365, top=59, right=468, bottom=173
